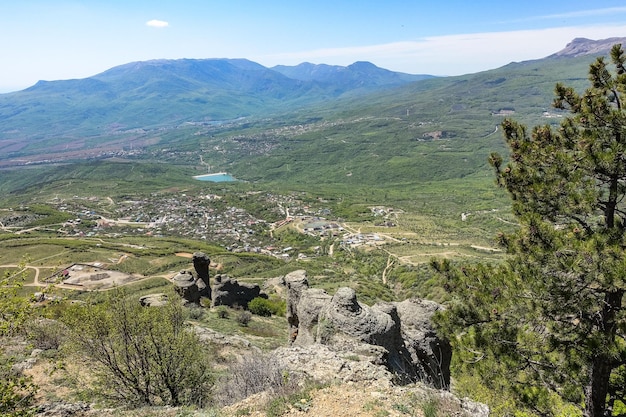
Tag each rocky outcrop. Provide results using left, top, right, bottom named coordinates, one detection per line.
left=139, top=293, right=169, bottom=307
left=396, top=298, right=451, bottom=388
left=271, top=345, right=487, bottom=417
left=34, top=401, right=92, bottom=416
left=170, top=254, right=266, bottom=308
left=171, top=252, right=211, bottom=305
left=284, top=269, right=329, bottom=344
left=550, top=37, right=626, bottom=58
left=274, top=343, right=395, bottom=385
left=193, top=252, right=211, bottom=299
left=193, top=325, right=261, bottom=353
left=172, top=270, right=204, bottom=304
left=211, top=274, right=265, bottom=308
left=284, top=270, right=451, bottom=388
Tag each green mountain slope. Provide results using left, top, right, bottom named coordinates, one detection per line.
left=174, top=53, right=597, bottom=189
left=0, top=38, right=622, bottom=197
left=0, top=59, right=425, bottom=141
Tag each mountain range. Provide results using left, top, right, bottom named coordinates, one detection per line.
left=0, top=37, right=625, bottom=184
left=0, top=58, right=430, bottom=140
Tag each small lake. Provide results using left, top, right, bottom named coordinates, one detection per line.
left=193, top=172, right=238, bottom=182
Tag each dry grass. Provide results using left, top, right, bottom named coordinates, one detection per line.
left=214, top=354, right=303, bottom=407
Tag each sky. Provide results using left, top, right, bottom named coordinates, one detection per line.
left=1, top=1, right=626, bottom=93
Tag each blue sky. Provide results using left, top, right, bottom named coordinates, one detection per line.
left=1, top=1, right=626, bottom=92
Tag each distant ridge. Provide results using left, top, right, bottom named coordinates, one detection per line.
left=550, top=37, right=626, bottom=58
left=1, top=36, right=625, bottom=167
left=271, top=61, right=432, bottom=85
left=0, top=58, right=429, bottom=140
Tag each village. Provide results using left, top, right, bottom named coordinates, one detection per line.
left=1, top=191, right=397, bottom=261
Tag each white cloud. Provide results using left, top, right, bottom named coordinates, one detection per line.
left=146, top=19, right=169, bottom=28
left=533, top=7, right=626, bottom=20
left=259, top=24, right=626, bottom=76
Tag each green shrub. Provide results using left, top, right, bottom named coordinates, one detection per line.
left=215, top=306, right=229, bottom=319
left=248, top=297, right=273, bottom=317
left=248, top=297, right=286, bottom=317
left=187, top=306, right=205, bottom=320
left=0, top=361, right=36, bottom=417
left=62, top=289, right=214, bottom=407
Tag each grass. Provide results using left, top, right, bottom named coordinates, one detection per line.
left=116, top=276, right=171, bottom=294
left=199, top=306, right=289, bottom=350
left=422, top=400, right=438, bottom=417
left=263, top=382, right=322, bottom=417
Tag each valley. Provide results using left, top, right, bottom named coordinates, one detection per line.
left=2, top=37, right=626, bottom=417
left=0, top=177, right=508, bottom=291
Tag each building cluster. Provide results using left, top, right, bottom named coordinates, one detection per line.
left=7, top=190, right=397, bottom=258
left=45, top=191, right=334, bottom=259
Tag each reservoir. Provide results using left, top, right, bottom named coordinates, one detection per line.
left=193, top=172, right=238, bottom=182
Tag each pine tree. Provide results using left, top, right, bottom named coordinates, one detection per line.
left=435, top=44, right=626, bottom=417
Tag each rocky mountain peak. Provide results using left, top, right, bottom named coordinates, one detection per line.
left=551, top=37, right=626, bottom=58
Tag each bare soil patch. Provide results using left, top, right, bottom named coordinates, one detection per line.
left=52, top=263, right=137, bottom=290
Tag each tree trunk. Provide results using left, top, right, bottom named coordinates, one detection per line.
left=584, top=290, right=623, bottom=417
left=584, top=355, right=611, bottom=417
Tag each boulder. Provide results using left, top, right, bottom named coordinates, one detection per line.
left=294, top=288, right=332, bottom=345
left=396, top=298, right=451, bottom=389
left=168, top=252, right=211, bottom=305
left=139, top=293, right=169, bottom=307
left=284, top=270, right=311, bottom=341
left=172, top=270, right=203, bottom=304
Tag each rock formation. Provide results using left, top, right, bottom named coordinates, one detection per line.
left=139, top=293, right=169, bottom=307
left=170, top=251, right=267, bottom=308
left=171, top=252, right=211, bottom=304
left=172, top=270, right=204, bottom=304
left=193, top=252, right=211, bottom=299
left=551, top=37, right=626, bottom=58
left=211, top=274, right=265, bottom=308
left=396, top=298, right=451, bottom=389
left=284, top=269, right=451, bottom=389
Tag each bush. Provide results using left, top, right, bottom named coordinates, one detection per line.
left=215, top=306, right=229, bottom=319
left=0, top=361, right=36, bottom=417
left=248, top=297, right=286, bottom=317
left=248, top=297, right=273, bottom=317
left=24, top=318, right=68, bottom=350
left=62, top=289, right=214, bottom=408
left=236, top=311, right=252, bottom=326
left=215, top=354, right=302, bottom=406
left=187, top=306, right=205, bottom=320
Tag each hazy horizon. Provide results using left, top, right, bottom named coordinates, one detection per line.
left=2, top=1, right=626, bottom=93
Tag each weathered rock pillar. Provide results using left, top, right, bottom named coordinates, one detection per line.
left=284, top=270, right=309, bottom=343
left=193, top=252, right=211, bottom=299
